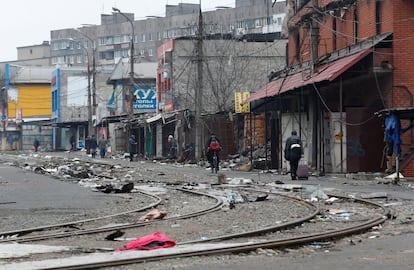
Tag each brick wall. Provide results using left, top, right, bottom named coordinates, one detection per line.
left=285, top=0, right=414, bottom=176
left=287, top=0, right=396, bottom=65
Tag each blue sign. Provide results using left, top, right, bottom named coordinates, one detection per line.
left=133, top=85, right=156, bottom=111
left=1, top=114, right=7, bottom=121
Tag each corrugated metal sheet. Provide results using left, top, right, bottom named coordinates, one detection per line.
left=246, top=49, right=371, bottom=103
left=246, top=32, right=392, bottom=104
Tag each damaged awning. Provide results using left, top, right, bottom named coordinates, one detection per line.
left=245, top=32, right=392, bottom=104
left=146, top=112, right=177, bottom=124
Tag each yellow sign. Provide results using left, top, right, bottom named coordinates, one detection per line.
left=235, top=92, right=250, bottom=113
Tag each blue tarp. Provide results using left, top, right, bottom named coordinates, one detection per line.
left=384, top=114, right=402, bottom=155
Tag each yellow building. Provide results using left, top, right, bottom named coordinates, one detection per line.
left=7, top=85, right=52, bottom=119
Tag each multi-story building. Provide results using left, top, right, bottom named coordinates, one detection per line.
left=1, top=1, right=288, bottom=155
left=247, top=0, right=414, bottom=176
left=50, top=1, right=286, bottom=68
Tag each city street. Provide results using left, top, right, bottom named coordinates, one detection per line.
left=0, top=151, right=414, bottom=269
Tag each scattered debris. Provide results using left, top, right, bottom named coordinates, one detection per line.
left=384, top=172, right=404, bottom=179
left=228, top=178, right=253, bottom=185
left=218, top=173, right=226, bottom=184
left=138, top=209, right=167, bottom=222
left=105, top=230, right=125, bottom=241
left=237, top=163, right=252, bottom=172
left=95, top=183, right=134, bottom=194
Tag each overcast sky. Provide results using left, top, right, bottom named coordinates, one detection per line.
left=0, top=0, right=236, bottom=62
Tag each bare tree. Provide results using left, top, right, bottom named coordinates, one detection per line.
left=171, top=37, right=286, bottom=114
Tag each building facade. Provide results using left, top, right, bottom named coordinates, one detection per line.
left=248, top=0, right=414, bottom=176
left=155, top=35, right=287, bottom=159
left=49, top=1, right=286, bottom=68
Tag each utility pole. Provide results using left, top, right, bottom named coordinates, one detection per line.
left=74, top=29, right=97, bottom=136
left=112, top=7, right=135, bottom=143
left=0, top=87, right=7, bottom=150
left=87, top=58, right=92, bottom=136
left=92, top=44, right=97, bottom=131
left=195, top=3, right=203, bottom=161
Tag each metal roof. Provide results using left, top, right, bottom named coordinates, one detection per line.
left=245, top=32, right=392, bottom=104
left=245, top=49, right=371, bottom=104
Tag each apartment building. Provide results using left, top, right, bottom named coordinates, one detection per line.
left=50, top=1, right=286, bottom=68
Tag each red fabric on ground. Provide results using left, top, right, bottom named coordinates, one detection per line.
left=116, top=232, right=176, bottom=251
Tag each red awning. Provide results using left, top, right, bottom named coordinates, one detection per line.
left=245, top=49, right=371, bottom=104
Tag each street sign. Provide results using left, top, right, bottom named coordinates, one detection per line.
left=1, top=114, right=7, bottom=121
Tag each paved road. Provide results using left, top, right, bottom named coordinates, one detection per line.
left=0, top=163, right=118, bottom=211
left=1, top=151, right=414, bottom=270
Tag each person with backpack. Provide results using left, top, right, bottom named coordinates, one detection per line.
left=206, top=133, right=222, bottom=169
left=284, top=130, right=303, bottom=180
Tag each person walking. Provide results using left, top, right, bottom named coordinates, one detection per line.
left=33, top=138, right=40, bottom=152
left=70, top=135, right=76, bottom=151
left=284, top=130, right=303, bottom=180
left=129, top=134, right=137, bottom=161
left=167, top=135, right=178, bottom=159
left=89, top=135, right=98, bottom=158
left=85, top=136, right=91, bottom=154
left=98, top=135, right=108, bottom=158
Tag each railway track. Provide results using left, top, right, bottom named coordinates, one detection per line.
left=1, top=186, right=389, bottom=270
left=0, top=188, right=222, bottom=244
left=0, top=153, right=393, bottom=269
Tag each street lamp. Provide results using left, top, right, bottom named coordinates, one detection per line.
left=73, top=29, right=97, bottom=136
left=112, top=7, right=135, bottom=139
left=69, top=38, right=93, bottom=137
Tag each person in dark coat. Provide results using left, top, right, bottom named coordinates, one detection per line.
left=284, top=130, right=303, bottom=180
left=70, top=135, right=76, bottom=151
left=85, top=136, right=91, bottom=154
left=33, top=138, right=40, bottom=152
left=89, top=135, right=98, bottom=158
left=129, top=134, right=137, bottom=161
left=206, top=133, right=222, bottom=167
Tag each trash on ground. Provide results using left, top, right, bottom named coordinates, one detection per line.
left=105, top=230, right=125, bottom=241
left=138, top=209, right=167, bottom=222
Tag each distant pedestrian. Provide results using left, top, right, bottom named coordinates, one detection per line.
left=33, top=138, right=40, bottom=152
left=89, top=135, right=98, bottom=158
left=284, top=130, right=303, bottom=180
left=70, top=135, right=76, bottom=151
left=85, top=136, right=91, bottom=154
left=206, top=133, right=222, bottom=168
left=168, top=135, right=177, bottom=159
left=98, top=135, right=108, bottom=158
left=129, top=134, right=137, bottom=161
